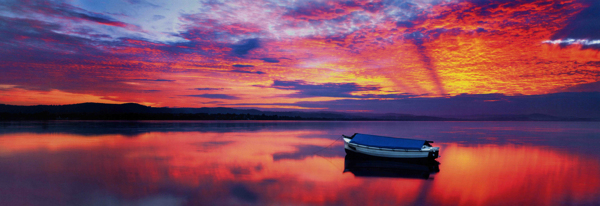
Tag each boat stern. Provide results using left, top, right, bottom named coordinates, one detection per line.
left=422, top=146, right=440, bottom=159
left=428, top=147, right=440, bottom=159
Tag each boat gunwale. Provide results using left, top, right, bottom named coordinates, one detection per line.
left=347, top=142, right=426, bottom=152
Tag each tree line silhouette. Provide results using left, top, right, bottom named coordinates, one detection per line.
left=0, top=112, right=349, bottom=121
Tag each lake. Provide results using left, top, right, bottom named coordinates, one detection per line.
left=1, top=121, right=599, bottom=206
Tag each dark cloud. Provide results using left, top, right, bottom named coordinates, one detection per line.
left=195, top=88, right=225, bottom=91
left=260, top=58, right=280, bottom=63
left=186, top=94, right=240, bottom=100
left=268, top=80, right=380, bottom=98
left=202, top=101, right=224, bottom=104
left=284, top=2, right=337, bottom=20
left=178, top=14, right=264, bottom=49
left=57, top=8, right=130, bottom=27
left=396, top=21, right=415, bottom=28
left=551, top=1, right=600, bottom=47
left=4, top=0, right=133, bottom=29
left=133, top=79, right=175, bottom=82
left=465, top=0, right=518, bottom=6
left=229, top=70, right=265, bottom=74
left=475, top=27, right=488, bottom=33
left=361, top=1, right=384, bottom=13
left=285, top=0, right=384, bottom=21
left=231, top=38, right=260, bottom=56
left=0, top=4, right=236, bottom=97
left=232, top=64, right=254, bottom=67
left=359, top=93, right=419, bottom=98
left=0, top=16, right=104, bottom=61
left=0, top=16, right=134, bottom=94
left=254, top=92, right=600, bottom=118
left=136, top=38, right=222, bottom=55
left=555, top=81, right=600, bottom=93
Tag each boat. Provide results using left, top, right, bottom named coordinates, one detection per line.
left=344, top=154, right=440, bottom=179
left=342, top=133, right=440, bottom=159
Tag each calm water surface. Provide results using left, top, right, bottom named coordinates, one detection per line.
left=1, top=121, right=599, bottom=206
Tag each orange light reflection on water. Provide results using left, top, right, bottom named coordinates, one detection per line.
left=0, top=131, right=599, bottom=205
left=433, top=144, right=600, bottom=205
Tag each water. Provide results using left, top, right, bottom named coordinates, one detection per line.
left=0, top=121, right=599, bottom=206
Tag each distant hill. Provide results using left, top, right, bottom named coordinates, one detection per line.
left=0, top=103, right=596, bottom=121
left=0, top=103, right=166, bottom=114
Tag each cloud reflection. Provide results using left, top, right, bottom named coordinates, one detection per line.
left=0, top=124, right=599, bottom=205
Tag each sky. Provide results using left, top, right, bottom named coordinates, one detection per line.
left=0, top=0, right=599, bottom=116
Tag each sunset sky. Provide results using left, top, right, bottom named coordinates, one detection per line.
left=0, top=0, right=599, bottom=115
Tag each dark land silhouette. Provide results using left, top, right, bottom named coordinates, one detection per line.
left=0, top=103, right=596, bottom=121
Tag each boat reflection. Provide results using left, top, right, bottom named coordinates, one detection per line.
left=344, top=153, right=440, bottom=179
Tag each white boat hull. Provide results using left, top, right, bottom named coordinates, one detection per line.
left=344, top=138, right=439, bottom=159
